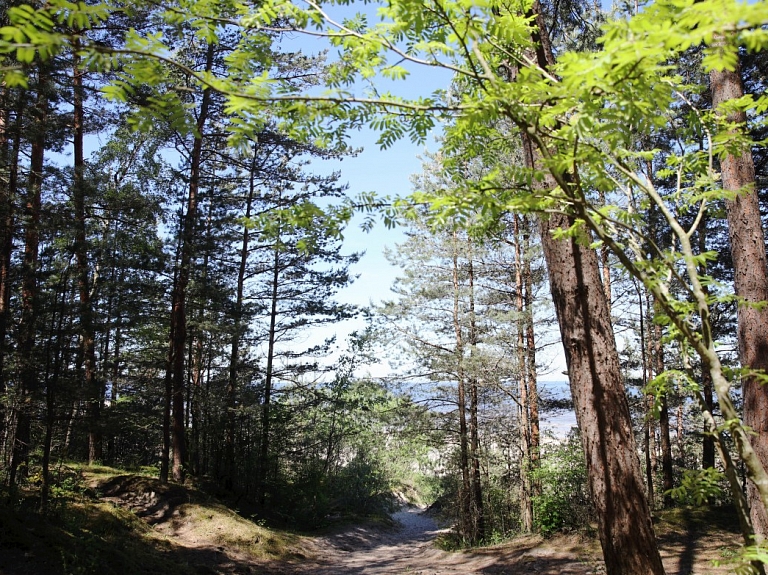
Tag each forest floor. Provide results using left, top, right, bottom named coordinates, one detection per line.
left=0, top=470, right=747, bottom=575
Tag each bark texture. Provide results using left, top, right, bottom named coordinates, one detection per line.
left=539, top=211, right=665, bottom=575
left=520, top=8, right=665, bottom=570
left=710, top=63, right=768, bottom=538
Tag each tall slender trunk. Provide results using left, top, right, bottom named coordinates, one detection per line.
left=655, top=316, right=674, bottom=506
left=71, top=46, right=101, bottom=464
left=523, top=221, right=539, bottom=490
left=166, top=43, right=215, bottom=483
left=638, top=283, right=655, bottom=505
left=258, top=229, right=281, bottom=506
left=466, top=242, right=484, bottom=543
left=225, top=149, right=258, bottom=490
left=521, top=7, right=665, bottom=571
left=10, top=73, right=47, bottom=487
left=0, top=94, right=20, bottom=461
left=693, top=213, right=716, bottom=472
left=160, top=290, right=174, bottom=483
left=710, top=61, right=768, bottom=539
left=190, top=197, right=213, bottom=477
left=41, top=272, right=68, bottom=510
left=451, top=230, right=471, bottom=542
left=514, top=215, right=533, bottom=532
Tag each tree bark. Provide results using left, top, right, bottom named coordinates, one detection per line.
left=72, top=45, right=101, bottom=464
left=258, top=221, right=282, bottom=506
left=523, top=221, right=540, bottom=491
left=710, top=62, right=768, bottom=538
left=451, top=230, right=472, bottom=542
left=226, top=149, right=256, bottom=490
left=9, top=72, right=47, bottom=487
left=514, top=214, right=533, bottom=532
left=539, top=209, right=665, bottom=575
left=654, top=316, right=674, bottom=506
left=520, top=8, right=665, bottom=570
left=0, top=94, right=20, bottom=462
left=466, top=243, right=485, bottom=542
left=166, top=42, right=215, bottom=483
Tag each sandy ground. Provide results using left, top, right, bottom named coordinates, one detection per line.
left=269, top=507, right=604, bottom=575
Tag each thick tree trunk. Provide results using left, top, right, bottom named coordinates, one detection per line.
left=710, top=62, right=768, bottom=538
left=520, top=7, right=665, bottom=572
left=539, top=210, right=665, bottom=575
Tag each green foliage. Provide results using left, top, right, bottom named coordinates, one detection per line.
left=667, top=467, right=727, bottom=506
left=712, top=536, right=768, bottom=575
left=532, top=434, right=594, bottom=537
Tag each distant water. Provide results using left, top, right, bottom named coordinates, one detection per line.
left=538, top=380, right=577, bottom=437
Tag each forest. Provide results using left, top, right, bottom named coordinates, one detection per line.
left=0, top=0, right=767, bottom=574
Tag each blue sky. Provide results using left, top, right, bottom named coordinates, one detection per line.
left=275, top=3, right=569, bottom=382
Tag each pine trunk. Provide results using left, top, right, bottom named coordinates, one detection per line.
left=10, top=76, right=47, bottom=487
left=257, top=236, right=281, bottom=506
left=539, top=210, right=665, bottom=575
left=710, top=62, right=768, bottom=538
left=514, top=215, right=533, bottom=532
left=0, top=95, right=20, bottom=460
left=167, top=43, right=215, bottom=483
left=225, top=150, right=257, bottom=490
left=523, top=222, right=540, bottom=490
left=451, top=231, right=472, bottom=542
left=522, top=7, right=665, bottom=571
left=466, top=247, right=485, bottom=542
left=72, top=47, right=101, bottom=464
left=654, top=317, right=674, bottom=505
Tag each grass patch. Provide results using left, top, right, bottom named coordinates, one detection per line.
left=0, top=467, right=312, bottom=574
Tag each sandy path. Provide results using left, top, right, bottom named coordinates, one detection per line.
left=276, top=508, right=599, bottom=575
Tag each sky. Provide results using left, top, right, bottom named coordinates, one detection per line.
left=270, top=3, right=570, bottom=382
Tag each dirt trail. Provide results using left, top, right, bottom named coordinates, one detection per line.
left=274, top=507, right=602, bottom=575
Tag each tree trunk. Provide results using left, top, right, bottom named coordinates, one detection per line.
left=710, top=61, right=768, bottom=539
left=520, top=7, right=665, bottom=572
left=10, top=73, right=47, bottom=488
left=654, top=312, right=674, bottom=506
left=514, top=214, right=533, bottom=532
left=258, top=226, right=281, bottom=506
left=638, top=283, right=656, bottom=505
left=539, top=210, right=665, bottom=575
left=41, top=273, right=68, bottom=510
left=166, top=43, right=215, bottom=483
left=72, top=46, right=101, bottom=464
left=523, top=220, right=540, bottom=492
left=0, top=95, right=21, bottom=462
left=466, top=243, right=485, bottom=542
left=225, top=148, right=258, bottom=490
left=451, top=230, right=472, bottom=542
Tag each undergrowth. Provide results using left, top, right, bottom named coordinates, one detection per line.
left=0, top=463, right=307, bottom=575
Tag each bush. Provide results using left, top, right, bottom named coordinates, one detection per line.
left=532, top=431, right=594, bottom=536
left=330, top=452, right=393, bottom=516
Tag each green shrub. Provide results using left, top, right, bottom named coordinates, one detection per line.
left=532, top=431, right=594, bottom=536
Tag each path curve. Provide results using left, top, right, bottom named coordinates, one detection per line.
left=276, top=507, right=599, bottom=575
